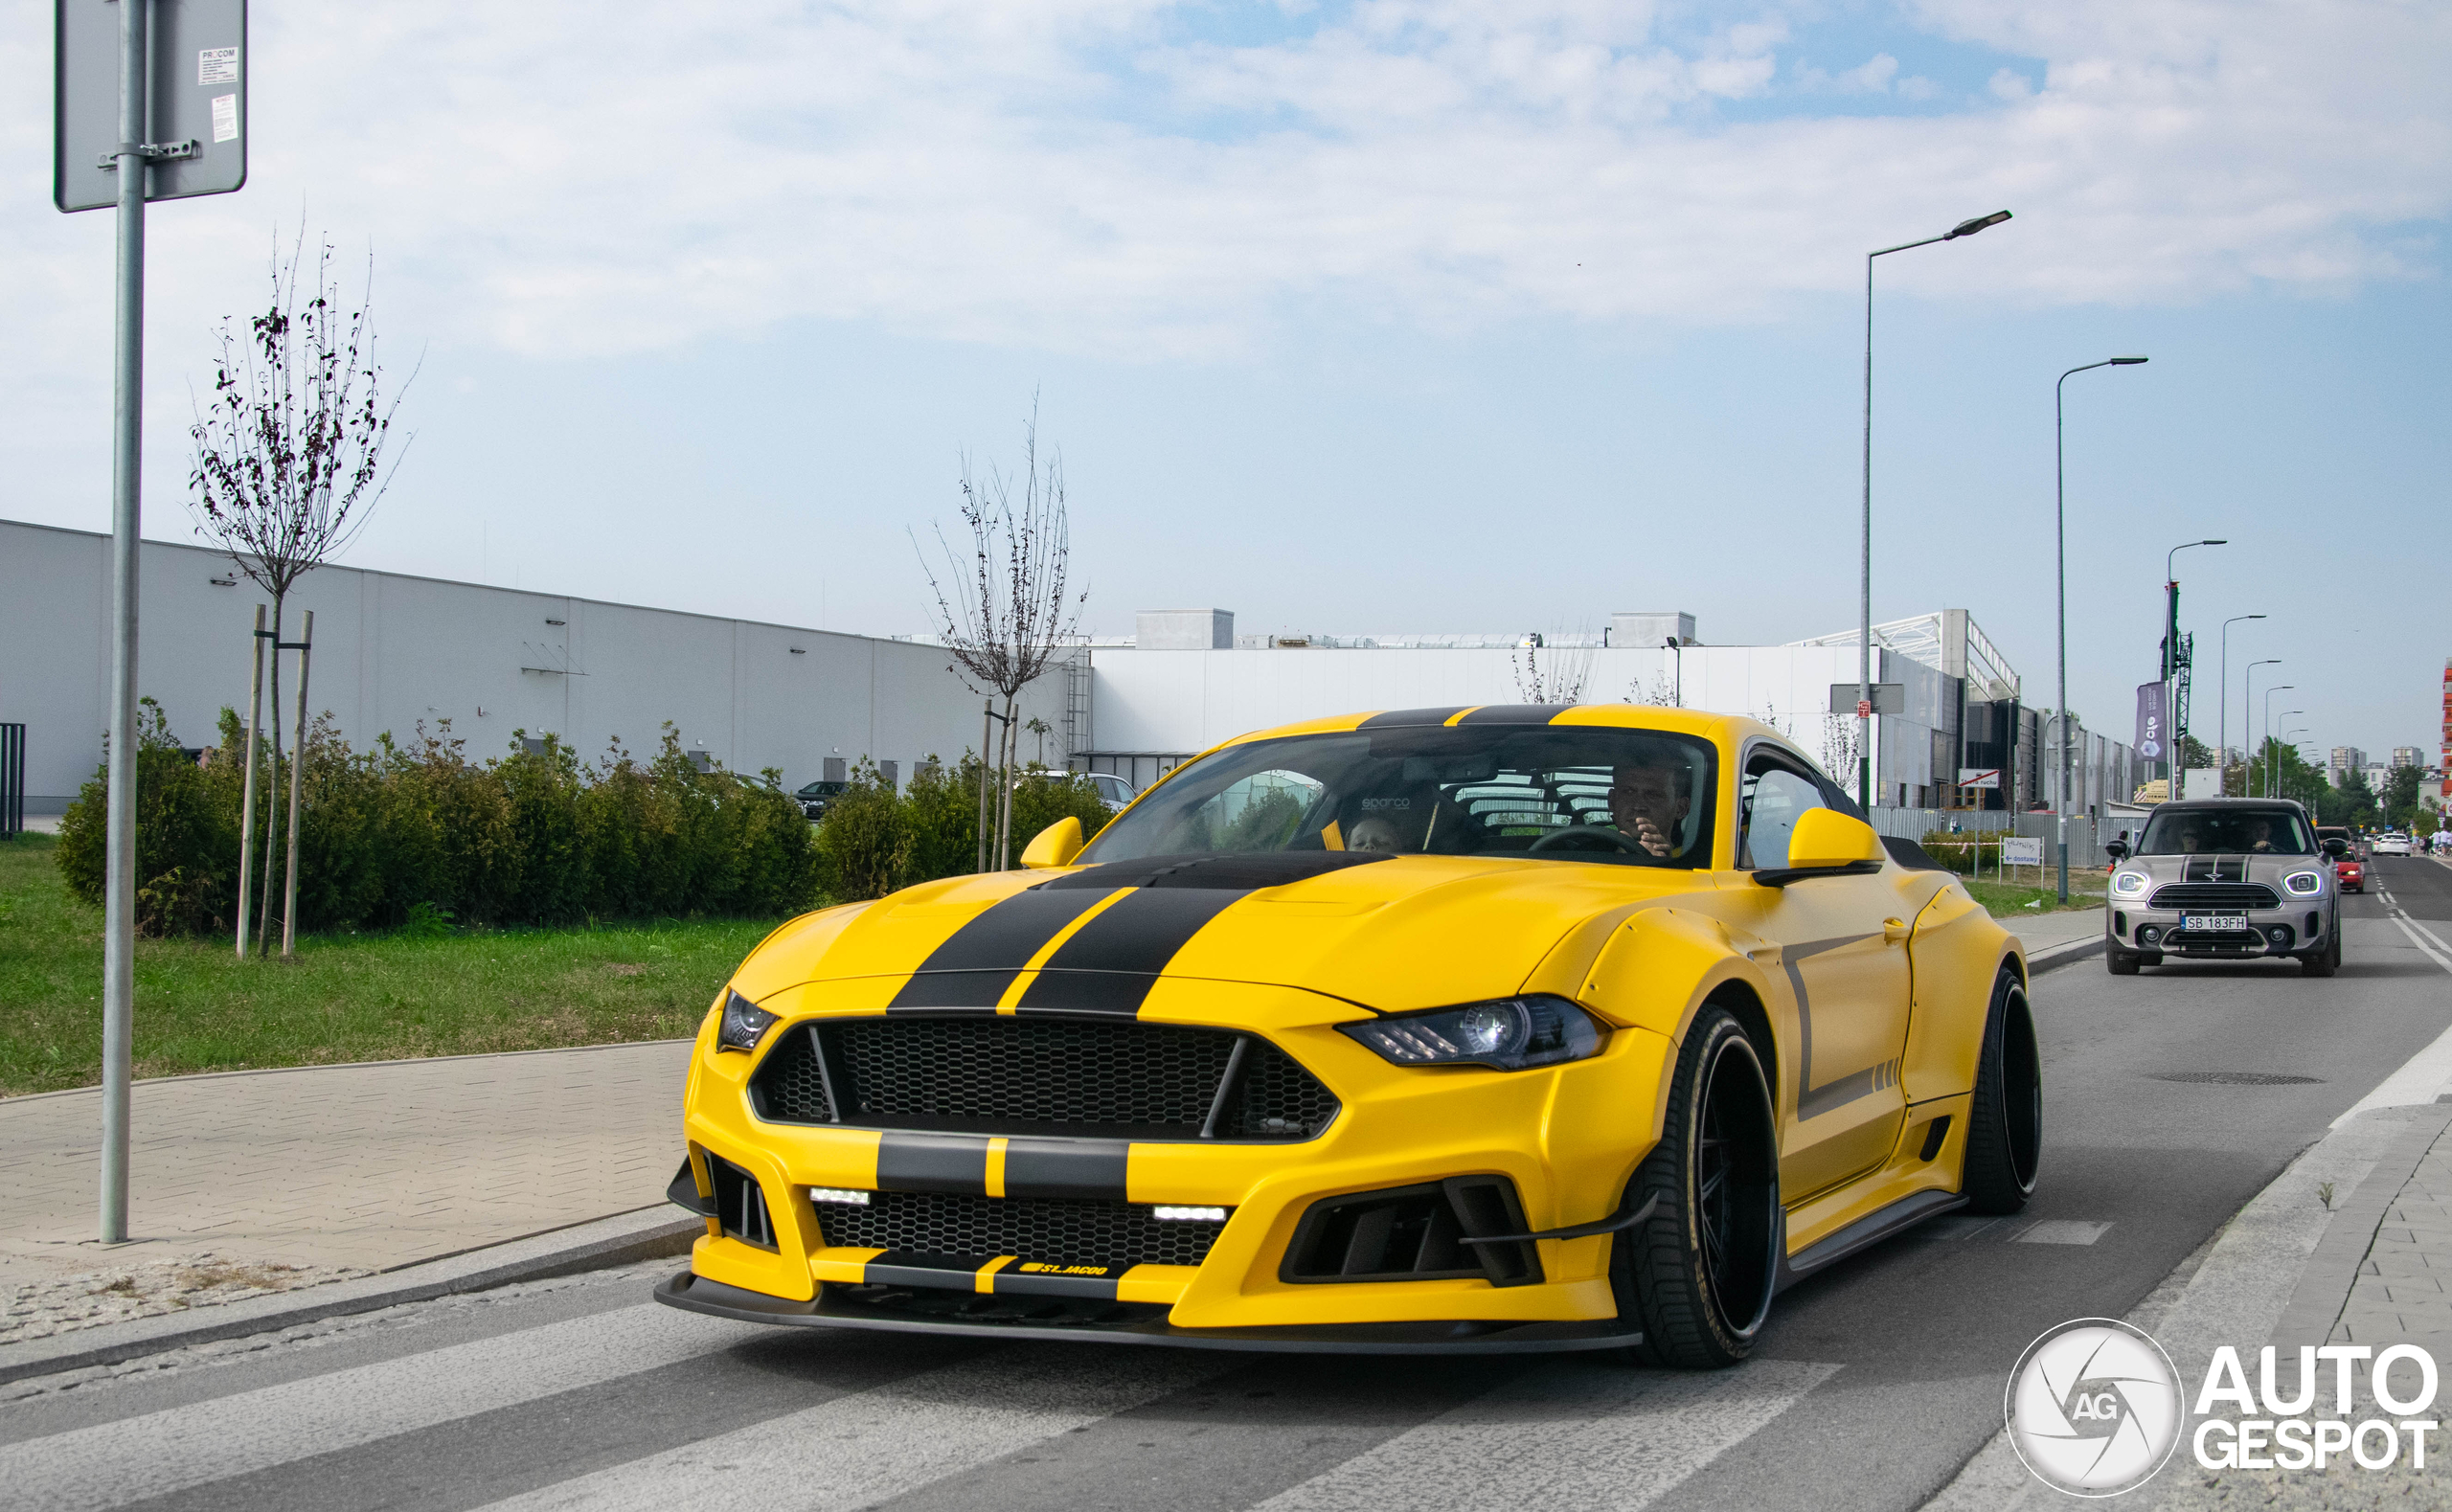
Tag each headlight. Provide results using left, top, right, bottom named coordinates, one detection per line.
left=716, top=988, right=779, bottom=1051
left=2283, top=870, right=2324, bottom=895
left=2111, top=870, right=2150, bottom=897
left=1340, top=995, right=1602, bottom=1071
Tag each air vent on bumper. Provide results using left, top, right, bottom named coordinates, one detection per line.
left=1281, top=1177, right=1543, bottom=1288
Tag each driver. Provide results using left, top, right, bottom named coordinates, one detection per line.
left=1609, top=749, right=1692, bottom=860
left=2243, top=816, right=2276, bottom=852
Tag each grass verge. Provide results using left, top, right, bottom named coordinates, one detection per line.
left=1961, top=875, right=2106, bottom=915
left=0, top=833, right=783, bottom=1097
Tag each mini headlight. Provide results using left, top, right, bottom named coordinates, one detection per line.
left=2111, top=870, right=2150, bottom=897
left=1340, top=995, right=1602, bottom=1072
left=2283, top=870, right=2324, bottom=895
left=716, top=988, right=778, bottom=1051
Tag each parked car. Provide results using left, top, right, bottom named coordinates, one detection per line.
left=1081, top=772, right=1138, bottom=812
left=794, top=779, right=851, bottom=820
left=2104, top=798, right=2344, bottom=976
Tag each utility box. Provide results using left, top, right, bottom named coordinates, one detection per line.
left=1137, top=609, right=1235, bottom=649
left=1612, top=611, right=1694, bottom=646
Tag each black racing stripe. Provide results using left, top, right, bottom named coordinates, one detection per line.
left=888, top=887, right=1120, bottom=1010
left=993, top=1265, right=1123, bottom=1301
left=1014, top=889, right=1248, bottom=1014
left=875, top=1133, right=989, bottom=1194
left=1002, top=1138, right=1131, bottom=1200
left=1458, top=703, right=1582, bottom=725
left=1044, top=852, right=1395, bottom=891
left=866, top=1251, right=989, bottom=1290
left=1357, top=706, right=1468, bottom=728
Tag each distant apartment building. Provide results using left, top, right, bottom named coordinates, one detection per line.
left=2394, top=746, right=2425, bottom=768
left=2330, top=745, right=2367, bottom=773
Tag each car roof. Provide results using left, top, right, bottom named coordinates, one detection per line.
left=2148, top=797, right=2309, bottom=813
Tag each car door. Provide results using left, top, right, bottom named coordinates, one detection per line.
left=1722, top=747, right=1918, bottom=1199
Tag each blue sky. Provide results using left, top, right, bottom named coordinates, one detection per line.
left=5, top=0, right=2446, bottom=759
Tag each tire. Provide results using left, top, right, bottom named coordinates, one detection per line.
left=1962, top=973, right=2041, bottom=1214
left=2302, top=930, right=2340, bottom=978
left=1610, top=1005, right=1781, bottom=1369
left=2107, top=949, right=2141, bottom=976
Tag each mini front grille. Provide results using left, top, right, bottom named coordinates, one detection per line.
left=2147, top=882, right=2281, bottom=911
left=813, top=1190, right=1226, bottom=1270
left=750, top=1016, right=1339, bottom=1140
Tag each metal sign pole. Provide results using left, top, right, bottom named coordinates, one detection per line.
left=98, top=0, right=151, bottom=1247
left=235, top=603, right=264, bottom=957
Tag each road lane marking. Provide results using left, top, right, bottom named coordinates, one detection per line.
left=1249, top=1357, right=1838, bottom=1512
left=0, top=1302, right=767, bottom=1512
left=2332, top=905, right=2452, bottom=1127
left=2013, top=1220, right=2112, bottom=1246
left=464, top=1345, right=1228, bottom=1511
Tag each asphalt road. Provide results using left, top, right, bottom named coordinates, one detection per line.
left=9, top=863, right=2451, bottom=1512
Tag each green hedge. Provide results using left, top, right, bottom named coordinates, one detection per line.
left=813, top=756, right=1113, bottom=902
left=56, top=702, right=820, bottom=937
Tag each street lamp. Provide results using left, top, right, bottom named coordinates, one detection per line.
left=2276, top=714, right=2307, bottom=798
left=2243, top=660, right=2281, bottom=795
left=2055, top=354, right=2149, bottom=901
left=1859, top=208, right=2013, bottom=809
left=2260, top=688, right=2296, bottom=796
left=2164, top=539, right=2224, bottom=796
left=1664, top=639, right=1683, bottom=706
left=2219, top=615, right=2267, bottom=791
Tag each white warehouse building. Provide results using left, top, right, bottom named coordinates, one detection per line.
left=0, top=517, right=2143, bottom=837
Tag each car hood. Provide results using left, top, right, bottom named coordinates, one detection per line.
left=733, top=850, right=1714, bottom=1015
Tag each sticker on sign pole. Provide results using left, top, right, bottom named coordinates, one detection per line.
left=198, top=46, right=238, bottom=84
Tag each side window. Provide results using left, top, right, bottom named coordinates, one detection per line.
left=1741, top=756, right=1829, bottom=870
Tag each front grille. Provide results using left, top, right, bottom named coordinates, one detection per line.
left=813, top=1190, right=1225, bottom=1269
left=2147, top=882, right=2281, bottom=911
left=750, top=1016, right=1339, bottom=1140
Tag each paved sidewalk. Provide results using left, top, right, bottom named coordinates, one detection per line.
left=2006, top=904, right=2103, bottom=961
left=0, top=1041, right=689, bottom=1289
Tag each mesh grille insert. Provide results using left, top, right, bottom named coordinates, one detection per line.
left=749, top=1016, right=1338, bottom=1140
left=2147, top=882, right=2282, bottom=911
left=815, top=1190, right=1226, bottom=1270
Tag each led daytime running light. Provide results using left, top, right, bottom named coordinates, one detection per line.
left=1340, top=995, right=1602, bottom=1072
left=2111, top=870, right=2149, bottom=897
left=1152, top=1205, right=1227, bottom=1222
left=2283, top=870, right=2323, bottom=895
left=808, top=1187, right=871, bottom=1206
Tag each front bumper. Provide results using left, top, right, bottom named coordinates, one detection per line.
left=2111, top=903, right=2329, bottom=958
left=653, top=1269, right=1644, bottom=1355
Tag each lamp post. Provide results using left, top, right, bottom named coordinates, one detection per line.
left=2277, top=714, right=2307, bottom=799
left=1859, top=209, right=2012, bottom=810
left=2055, top=355, right=2150, bottom=902
left=2260, top=687, right=2296, bottom=796
left=2243, top=660, right=2281, bottom=796
left=2219, top=615, right=2267, bottom=792
left=2164, top=539, right=2223, bottom=797
left=1664, top=639, right=1683, bottom=706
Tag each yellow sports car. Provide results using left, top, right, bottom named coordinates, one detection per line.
left=656, top=704, right=2039, bottom=1365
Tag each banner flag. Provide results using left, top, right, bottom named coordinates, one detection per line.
left=2135, top=682, right=2168, bottom=762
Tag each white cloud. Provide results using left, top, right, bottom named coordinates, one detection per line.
left=2, top=0, right=2445, bottom=422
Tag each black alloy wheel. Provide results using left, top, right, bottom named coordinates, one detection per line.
left=1612, top=1005, right=1781, bottom=1369
left=1963, top=972, right=2041, bottom=1212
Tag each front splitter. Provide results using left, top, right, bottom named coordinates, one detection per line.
left=653, top=1270, right=1644, bottom=1356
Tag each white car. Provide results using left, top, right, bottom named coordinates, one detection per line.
left=2373, top=833, right=2413, bottom=856
left=1081, top=772, right=1138, bottom=812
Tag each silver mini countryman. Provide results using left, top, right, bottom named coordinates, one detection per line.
left=2102, top=799, right=2345, bottom=976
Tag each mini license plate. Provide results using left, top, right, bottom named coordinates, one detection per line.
left=2181, top=913, right=2248, bottom=932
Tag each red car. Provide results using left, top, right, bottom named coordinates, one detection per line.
left=2335, top=855, right=2366, bottom=892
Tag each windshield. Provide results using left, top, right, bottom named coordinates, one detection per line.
left=1077, top=725, right=1719, bottom=869
left=2135, top=807, right=2315, bottom=856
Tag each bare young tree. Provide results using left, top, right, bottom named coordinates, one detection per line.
left=915, top=405, right=1083, bottom=869
left=1510, top=629, right=1594, bottom=704
left=189, top=232, right=414, bottom=952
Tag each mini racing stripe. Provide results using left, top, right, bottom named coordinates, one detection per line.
left=887, top=886, right=1120, bottom=1010
left=1458, top=703, right=1582, bottom=725
left=875, top=1132, right=990, bottom=1193
left=1356, top=706, right=1469, bottom=728
left=1002, top=1137, right=1130, bottom=1200
left=1014, top=888, right=1248, bottom=1014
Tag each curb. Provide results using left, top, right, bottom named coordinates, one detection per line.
left=0, top=1206, right=700, bottom=1388
left=2271, top=1103, right=2452, bottom=1350
left=2025, top=934, right=2105, bottom=974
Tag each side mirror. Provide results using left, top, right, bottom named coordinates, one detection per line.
left=1783, top=810, right=1885, bottom=869
left=1020, top=816, right=1084, bottom=869
left=2104, top=840, right=2129, bottom=863
left=2324, top=836, right=2348, bottom=857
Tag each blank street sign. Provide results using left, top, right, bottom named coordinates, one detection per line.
left=56, top=0, right=248, bottom=213
left=1829, top=683, right=1905, bottom=716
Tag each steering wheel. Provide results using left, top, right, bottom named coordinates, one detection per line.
left=1529, top=824, right=1647, bottom=855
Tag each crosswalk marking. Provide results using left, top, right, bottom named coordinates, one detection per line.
left=465, top=1343, right=1231, bottom=1512
left=1249, top=1356, right=1839, bottom=1512
left=2, top=1303, right=767, bottom=1512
